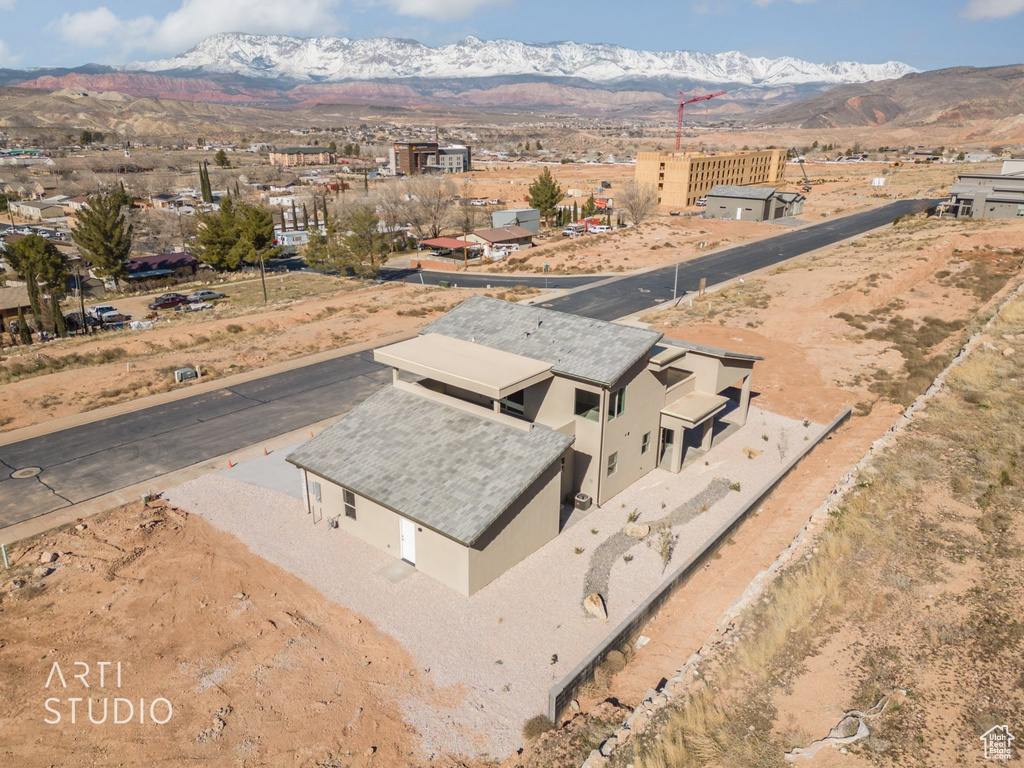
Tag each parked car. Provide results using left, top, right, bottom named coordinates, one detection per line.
left=186, top=290, right=226, bottom=302
left=147, top=293, right=189, bottom=310
left=696, top=197, right=707, bottom=207
left=87, top=304, right=131, bottom=322
left=64, top=312, right=102, bottom=332
left=587, top=224, right=612, bottom=234
left=561, top=224, right=586, bottom=237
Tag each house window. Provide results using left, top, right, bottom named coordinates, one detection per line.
left=575, top=388, right=600, bottom=421
left=642, top=432, right=651, bottom=454
left=608, top=387, right=626, bottom=420
left=607, top=452, right=618, bottom=476
left=310, top=479, right=322, bottom=503
left=343, top=489, right=356, bottom=520
left=499, top=388, right=526, bottom=417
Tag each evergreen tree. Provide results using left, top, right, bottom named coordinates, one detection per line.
left=6, top=235, right=68, bottom=333
left=302, top=203, right=309, bottom=231
left=525, top=168, right=563, bottom=227
left=291, top=200, right=298, bottom=231
left=16, top=307, right=31, bottom=345
left=582, top=194, right=597, bottom=219
left=214, top=149, right=230, bottom=168
left=196, top=199, right=279, bottom=271
left=70, top=192, right=133, bottom=290
left=353, top=143, right=360, bottom=157
left=572, top=201, right=579, bottom=221
left=199, top=162, right=213, bottom=203
left=234, top=179, right=241, bottom=196
left=312, top=199, right=320, bottom=230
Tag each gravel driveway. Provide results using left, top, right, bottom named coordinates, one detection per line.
left=166, top=405, right=827, bottom=758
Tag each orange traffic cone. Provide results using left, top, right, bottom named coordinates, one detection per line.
left=310, top=430, right=314, bottom=438
left=263, top=448, right=269, bottom=456
left=227, top=460, right=234, bottom=469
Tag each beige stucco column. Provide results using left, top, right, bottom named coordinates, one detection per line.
left=735, top=374, right=752, bottom=427
left=701, top=418, right=714, bottom=451
left=391, top=367, right=400, bottom=384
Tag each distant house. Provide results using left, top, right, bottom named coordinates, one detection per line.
left=492, top=208, right=540, bottom=235
left=466, top=225, right=535, bottom=255
left=0, top=285, right=33, bottom=332
left=704, top=185, right=805, bottom=222
left=8, top=200, right=65, bottom=221
left=287, top=296, right=760, bottom=595
left=64, top=195, right=91, bottom=213
left=123, top=252, right=199, bottom=281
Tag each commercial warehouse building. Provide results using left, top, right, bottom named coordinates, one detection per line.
left=634, top=148, right=787, bottom=208
left=704, top=185, right=805, bottom=221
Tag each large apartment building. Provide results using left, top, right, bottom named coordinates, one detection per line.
left=288, top=296, right=760, bottom=595
left=268, top=147, right=336, bottom=167
left=634, top=148, right=787, bottom=208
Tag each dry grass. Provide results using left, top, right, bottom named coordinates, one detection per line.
left=634, top=288, right=1024, bottom=768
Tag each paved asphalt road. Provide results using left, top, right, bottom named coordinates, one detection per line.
left=0, top=199, right=935, bottom=530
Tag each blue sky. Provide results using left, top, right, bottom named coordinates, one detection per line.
left=0, top=0, right=1021, bottom=71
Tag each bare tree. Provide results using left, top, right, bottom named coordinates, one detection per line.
left=375, top=182, right=410, bottom=252
left=618, top=181, right=659, bottom=225
left=453, top=179, right=481, bottom=236
left=405, top=176, right=455, bottom=240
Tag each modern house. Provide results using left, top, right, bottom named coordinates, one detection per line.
left=946, top=168, right=1024, bottom=219
left=704, top=185, right=805, bottom=221
left=634, top=148, right=787, bottom=208
left=287, top=296, right=760, bottom=595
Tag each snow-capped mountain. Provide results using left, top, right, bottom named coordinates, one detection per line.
left=128, top=34, right=918, bottom=87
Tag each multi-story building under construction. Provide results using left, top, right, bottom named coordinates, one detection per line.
left=634, top=148, right=787, bottom=208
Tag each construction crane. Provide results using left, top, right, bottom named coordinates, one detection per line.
left=789, top=148, right=813, bottom=192
left=675, top=90, right=726, bottom=150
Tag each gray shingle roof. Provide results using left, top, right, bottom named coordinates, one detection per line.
left=286, top=386, right=573, bottom=546
left=707, top=185, right=777, bottom=200
left=422, top=295, right=663, bottom=386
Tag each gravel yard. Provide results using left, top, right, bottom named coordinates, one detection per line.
left=165, top=405, right=829, bottom=759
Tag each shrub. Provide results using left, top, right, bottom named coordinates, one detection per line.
left=522, top=715, right=555, bottom=740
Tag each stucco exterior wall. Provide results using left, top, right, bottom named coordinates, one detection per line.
left=598, top=360, right=665, bottom=504
left=635, top=149, right=787, bottom=208
left=467, top=460, right=563, bottom=594
left=306, top=470, right=470, bottom=594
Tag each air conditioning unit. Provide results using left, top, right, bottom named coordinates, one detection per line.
left=174, top=367, right=198, bottom=383
left=574, top=493, right=592, bottom=511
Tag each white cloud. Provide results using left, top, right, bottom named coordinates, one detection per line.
left=0, top=37, right=18, bottom=66
left=962, top=0, right=1024, bottom=18
left=50, top=0, right=344, bottom=57
left=0, top=0, right=15, bottom=10
left=383, top=0, right=510, bottom=19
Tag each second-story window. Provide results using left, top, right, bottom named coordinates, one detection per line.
left=575, top=388, right=600, bottom=422
left=608, top=387, right=626, bottom=420
left=499, top=389, right=526, bottom=418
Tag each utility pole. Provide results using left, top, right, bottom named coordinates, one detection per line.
left=75, top=262, right=88, bottom=335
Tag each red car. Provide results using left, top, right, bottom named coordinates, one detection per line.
left=147, top=293, right=189, bottom=310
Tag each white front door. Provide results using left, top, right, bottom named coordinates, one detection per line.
left=399, top=517, right=416, bottom=565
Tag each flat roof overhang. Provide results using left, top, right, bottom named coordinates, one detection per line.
left=375, top=334, right=553, bottom=400
left=661, top=391, right=730, bottom=429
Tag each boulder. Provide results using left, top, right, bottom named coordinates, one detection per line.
left=1003, top=347, right=1015, bottom=357
left=39, top=552, right=58, bottom=563
left=33, top=566, right=53, bottom=578
left=584, top=592, right=607, bottom=620
left=623, top=522, right=650, bottom=538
